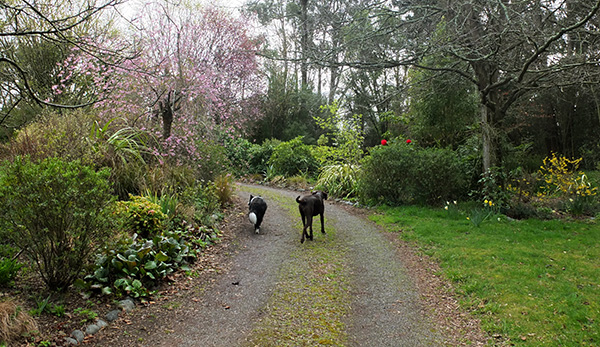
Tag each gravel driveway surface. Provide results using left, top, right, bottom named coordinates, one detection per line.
left=92, top=183, right=480, bottom=346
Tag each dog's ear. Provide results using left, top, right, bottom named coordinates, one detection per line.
left=249, top=195, right=254, bottom=205
left=323, top=192, right=328, bottom=200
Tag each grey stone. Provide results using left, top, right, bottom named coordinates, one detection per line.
left=96, top=319, right=108, bottom=328
left=64, top=337, right=79, bottom=345
left=71, top=330, right=85, bottom=342
left=118, top=298, right=135, bottom=312
left=85, top=324, right=101, bottom=335
left=106, top=309, right=120, bottom=322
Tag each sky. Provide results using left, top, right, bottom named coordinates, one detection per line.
left=115, top=0, right=248, bottom=20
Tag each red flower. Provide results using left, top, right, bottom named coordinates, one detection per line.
left=381, top=139, right=388, bottom=146
left=406, top=139, right=412, bottom=144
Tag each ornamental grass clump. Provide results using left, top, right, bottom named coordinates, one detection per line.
left=0, top=300, right=38, bottom=344
left=317, top=164, right=360, bottom=199
left=214, top=173, right=236, bottom=207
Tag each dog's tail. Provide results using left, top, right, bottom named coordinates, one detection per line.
left=249, top=212, right=257, bottom=225
left=296, top=196, right=306, bottom=205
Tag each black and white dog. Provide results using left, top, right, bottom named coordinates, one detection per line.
left=248, top=194, right=267, bottom=234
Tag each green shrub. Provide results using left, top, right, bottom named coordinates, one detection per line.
left=268, top=137, right=319, bottom=178
left=359, top=142, right=468, bottom=205
left=315, top=102, right=365, bottom=165
left=359, top=143, right=417, bottom=205
left=0, top=110, right=97, bottom=163
left=222, top=137, right=253, bottom=176
left=177, top=183, right=222, bottom=227
left=187, top=138, right=228, bottom=182
left=116, top=195, right=167, bottom=239
left=248, top=138, right=281, bottom=175
left=0, top=156, right=115, bottom=291
left=311, top=144, right=338, bottom=166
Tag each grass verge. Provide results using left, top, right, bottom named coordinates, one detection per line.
left=371, top=205, right=600, bottom=346
left=242, top=187, right=352, bottom=346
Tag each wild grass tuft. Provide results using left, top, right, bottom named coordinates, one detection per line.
left=0, top=300, right=38, bottom=344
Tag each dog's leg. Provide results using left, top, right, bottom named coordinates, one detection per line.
left=301, top=213, right=307, bottom=243
left=307, top=215, right=314, bottom=241
left=320, top=212, right=325, bottom=234
left=255, top=214, right=263, bottom=234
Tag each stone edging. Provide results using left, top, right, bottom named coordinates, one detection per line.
left=63, top=298, right=136, bottom=345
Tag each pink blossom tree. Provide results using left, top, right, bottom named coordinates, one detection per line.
left=56, top=2, right=264, bottom=166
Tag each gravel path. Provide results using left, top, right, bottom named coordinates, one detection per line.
left=333, top=203, right=440, bottom=346
left=92, top=183, right=450, bottom=346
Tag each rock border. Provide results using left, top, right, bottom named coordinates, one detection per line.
left=63, top=298, right=136, bottom=345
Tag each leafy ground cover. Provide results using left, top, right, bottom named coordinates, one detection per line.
left=371, top=205, right=600, bottom=346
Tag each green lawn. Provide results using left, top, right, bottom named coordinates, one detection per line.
left=371, top=205, right=600, bottom=346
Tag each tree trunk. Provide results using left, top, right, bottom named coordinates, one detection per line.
left=300, top=0, right=309, bottom=92
left=480, top=103, right=493, bottom=173
left=472, top=59, right=501, bottom=173
left=162, top=103, right=173, bottom=140
left=157, top=90, right=181, bottom=140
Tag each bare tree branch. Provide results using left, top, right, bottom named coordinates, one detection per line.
left=0, top=57, right=95, bottom=109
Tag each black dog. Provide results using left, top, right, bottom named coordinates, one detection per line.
left=248, top=195, right=267, bottom=234
left=296, top=191, right=328, bottom=243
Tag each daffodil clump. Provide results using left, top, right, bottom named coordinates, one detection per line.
left=444, top=200, right=461, bottom=219
left=466, top=199, right=497, bottom=227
